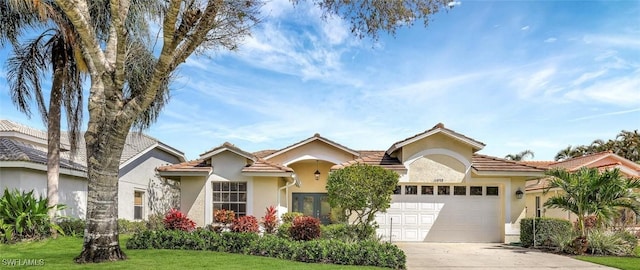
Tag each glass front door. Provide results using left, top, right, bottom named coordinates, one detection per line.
left=292, top=193, right=331, bottom=224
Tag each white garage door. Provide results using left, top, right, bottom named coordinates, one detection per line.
left=375, top=185, right=502, bottom=242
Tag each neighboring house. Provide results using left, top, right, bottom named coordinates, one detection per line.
left=158, top=123, right=545, bottom=243
left=0, top=119, right=186, bottom=220
left=524, top=151, right=640, bottom=225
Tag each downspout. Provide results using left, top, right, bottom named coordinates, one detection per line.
left=277, top=173, right=298, bottom=218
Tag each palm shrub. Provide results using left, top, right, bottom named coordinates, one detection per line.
left=0, top=189, right=64, bottom=242
left=543, top=167, right=640, bottom=254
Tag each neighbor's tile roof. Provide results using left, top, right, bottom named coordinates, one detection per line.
left=545, top=151, right=614, bottom=171
left=471, top=154, right=546, bottom=172
left=0, top=138, right=86, bottom=171
left=0, top=119, right=179, bottom=169
left=331, top=151, right=406, bottom=172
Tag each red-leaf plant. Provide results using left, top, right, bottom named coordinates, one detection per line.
left=262, top=206, right=278, bottom=234
left=163, top=208, right=196, bottom=232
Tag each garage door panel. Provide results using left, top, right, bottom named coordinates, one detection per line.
left=376, top=186, right=502, bottom=243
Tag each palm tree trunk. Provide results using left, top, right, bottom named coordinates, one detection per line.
left=46, top=67, right=63, bottom=237
left=75, top=101, right=129, bottom=263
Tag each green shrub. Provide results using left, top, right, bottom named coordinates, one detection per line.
left=549, top=229, right=576, bottom=253
left=281, top=212, right=303, bottom=223
left=587, top=230, right=637, bottom=256
left=57, top=218, right=85, bottom=237
left=118, top=219, right=147, bottom=234
left=520, top=218, right=572, bottom=248
left=0, top=189, right=64, bottom=242
left=126, top=229, right=407, bottom=269
left=146, top=213, right=165, bottom=231
left=276, top=222, right=292, bottom=239
left=321, top=223, right=377, bottom=242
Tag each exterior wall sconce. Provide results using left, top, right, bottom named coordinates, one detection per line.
left=314, top=160, right=320, bottom=181
left=515, top=188, right=524, bottom=199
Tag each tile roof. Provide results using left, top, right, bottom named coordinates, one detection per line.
left=253, top=150, right=277, bottom=159
left=200, top=142, right=255, bottom=160
left=471, top=154, right=546, bottom=173
left=156, top=159, right=211, bottom=173
left=242, top=159, right=293, bottom=173
left=0, top=119, right=182, bottom=169
left=331, top=151, right=406, bottom=172
left=545, top=151, right=615, bottom=171
left=264, top=133, right=360, bottom=160
left=388, top=123, right=485, bottom=154
left=0, top=138, right=86, bottom=171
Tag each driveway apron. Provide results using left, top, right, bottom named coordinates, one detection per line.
left=397, top=243, right=616, bottom=270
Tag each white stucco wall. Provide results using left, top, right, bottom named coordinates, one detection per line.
left=0, top=167, right=87, bottom=219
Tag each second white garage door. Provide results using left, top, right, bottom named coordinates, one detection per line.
left=375, top=185, right=502, bottom=242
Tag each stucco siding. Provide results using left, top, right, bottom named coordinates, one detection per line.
left=118, top=148, right=182, bottom=220
left=408, top=155, right=466, bottom=183
left=0, top=167, right=87, bottom=219
left=525, top=189, right=576, bottom=222
left=287, top=161, right=332, bottom=195
left=181, top=176, right=206, bottom=227
left=268, top=140, right=356, bottom=166
left=252, top=177, right=280, bottom=216
left=401, top=133, right=473, bottom=163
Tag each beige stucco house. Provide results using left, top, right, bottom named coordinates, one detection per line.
left=0, top=119, right=186, bottom=220
left=524, top=151, right=640, bottom=225
left=158, top=123, right=545, bottom=243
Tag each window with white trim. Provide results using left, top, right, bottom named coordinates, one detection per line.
left=134, top=191, right=144, bottom=220
left=212, top=182, right=247, bottom=217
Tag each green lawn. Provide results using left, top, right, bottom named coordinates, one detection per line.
left=576, top=247, right=640, bottom=270
left=0, top=236, right=383, bottom=269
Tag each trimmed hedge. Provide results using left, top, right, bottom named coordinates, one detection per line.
left=127, top=229, right=406, bottom=269
left=520, top=217, right=572, bottom=247
left=57, top=218, right=85, bottom=237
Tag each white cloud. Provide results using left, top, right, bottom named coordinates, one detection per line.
left=583, top=34, right=640, bottom=48
left=571, top=69, right=607, bottom=86
left=512, top=67, right=556, bottom=98
left=544, top=37, right=557, bottom=43
left=521, top=25, right=530, bottom=31
left=564, top=72, right=640, bottom=106
left=448, top=1, right=462, bottom=7
left=571, top=107, right=640, bottom=121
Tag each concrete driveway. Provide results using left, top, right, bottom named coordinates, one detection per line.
left=397, top=243, right=615, bottom=270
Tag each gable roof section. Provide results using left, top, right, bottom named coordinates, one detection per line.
left=264, top=133, right=360, bottom=160
left=331, top=151, right=406, bottom=172
left=199, top=142, right=256, bottom=161
left=387, top=123, right=486, bottom=155
left=471, top=154, right=546, bottom=176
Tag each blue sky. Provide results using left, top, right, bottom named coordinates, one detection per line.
left=1, top=0, right=639, bottom=161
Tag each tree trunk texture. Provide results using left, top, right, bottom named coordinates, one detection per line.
left=75, top=100, right=130, bottom=263
left=47, top=66, right=63, bottom=237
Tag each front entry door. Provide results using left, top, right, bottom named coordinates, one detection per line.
left=292, top=193, right=331, bottom=224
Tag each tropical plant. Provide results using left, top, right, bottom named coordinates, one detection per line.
left=1, top=1, right=85, bottom=228
left=0, top=189, right=65, bottom=242
left=289, top=216, right=321, bottom=241
left=326, top=163, right=399, bottom=227
left=231, top=215, right=259, bottom=233
left=543, top=167, right=640, bottom=237
left=38, top=0, right=451, bottom=263
left=261, top=206, right=278, bottom=234
left=504, top=150, right=535, bottom=161
left=163, top=208, right=196, bottom=232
